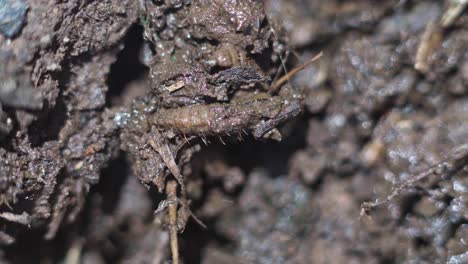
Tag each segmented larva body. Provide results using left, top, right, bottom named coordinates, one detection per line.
left=151, top=98, right=284, bottom=136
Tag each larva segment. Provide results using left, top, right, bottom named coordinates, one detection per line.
left=150, top=97, right=292, bottom=137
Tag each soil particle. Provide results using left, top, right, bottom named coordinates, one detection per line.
left=189, top=0, right=268, bottom=52
left=215, top=170, right=314, bottom=264
left=266, top=0, right=397, bottom=47
left=1, top=0, right=467, bottom=263
left=0, top=0, right=27, bottom=38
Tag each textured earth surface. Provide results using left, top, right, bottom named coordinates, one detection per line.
left=0, top=0, right=467, bottom=263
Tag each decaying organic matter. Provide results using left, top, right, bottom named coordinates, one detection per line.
left=0, top=0, right=137, bottom=248
left=118, top=2, right=303, bottom=260
left=120, top=1, right=297, bottom=188
left=1, top=0, right=467, bottom=263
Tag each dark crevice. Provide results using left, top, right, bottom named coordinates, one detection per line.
left=179, top=115, right=307, bottom=263
left=106, top=24, right=149, bottom=107
left=26, top=100, right=68, bottom=147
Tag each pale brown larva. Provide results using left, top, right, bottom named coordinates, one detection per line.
left=150, top=97, right=300, bottom=138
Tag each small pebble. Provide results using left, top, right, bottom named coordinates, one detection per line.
left=0, top=0, right=28, bottom=38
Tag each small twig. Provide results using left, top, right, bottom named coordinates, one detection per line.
left=361, top=144, right=468, bottom=217
left=183, top=204, right=207, bottom=230
left=360, top=163, right=441, bottom=217
left=440, top=0, right=468, bottom=28
left=414, top=22, right=442, bottom=73
left=415, top=1, right=467, bottom=73
left=270, top=51, right=323, bottom=94
left=166, top=81, right=185, bottom=93
left=166, top=180, right=180, bottom=264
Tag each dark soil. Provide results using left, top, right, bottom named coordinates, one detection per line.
left=0, top=0, right=467, bottom=263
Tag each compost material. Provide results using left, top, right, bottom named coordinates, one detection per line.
left=0, top=0, right=467, bottom=263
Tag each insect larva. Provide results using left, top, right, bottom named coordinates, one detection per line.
left=150, top=97, right=293, bottom=137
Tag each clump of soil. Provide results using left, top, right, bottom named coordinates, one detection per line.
left=0, top=0, right=467, bottom=263
left=0, top=0, right=136, bottom=246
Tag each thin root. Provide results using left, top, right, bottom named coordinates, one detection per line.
left=167, top=180, right=180, bottom=264
left=154, top=198, right=207, bottom=230
left=270, top=51, right=323, bottom=94
left=360, top=144, right=468, bottom=217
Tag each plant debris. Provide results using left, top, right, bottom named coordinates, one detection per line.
left=0, top=0, right=467, bottom=263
